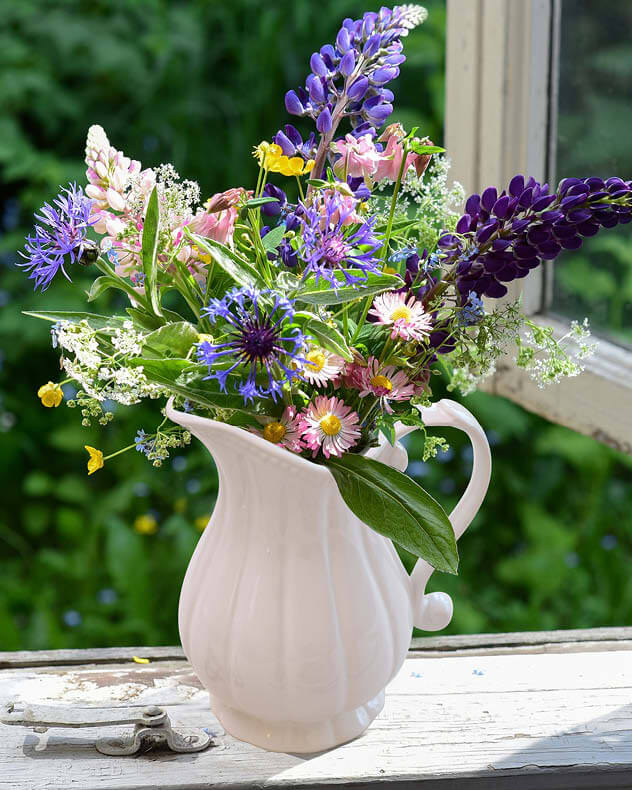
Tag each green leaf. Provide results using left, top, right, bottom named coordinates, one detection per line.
left=261, top=225, right=286, bottom=252
left=186, top=231, right=265, bottom=288
left=131, top=357, right=254, bottom=412
left=141, top=185, right=162, bottom=316
left=22, top=310, right=124, bottom=329
left=408, top=141, right=446, bottom=155
left=86, top=275, right=121, bottom=302
left=241, top=196, right=279, bottom=209
left=295, top=271, right=403, bottom=306
left=125, top=307, right=164, bottom=331
left=142, top=322, right=200, bottom=358
left=325, top=454, right=458, bottom=574
left=294, top=312, right=353, bottom=361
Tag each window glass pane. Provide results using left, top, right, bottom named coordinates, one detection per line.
left=552, top=0, right=632, bottom=347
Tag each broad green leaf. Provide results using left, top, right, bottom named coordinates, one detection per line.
left=408, top=142, right=446, bottom=155
left=295, top=271, right=403, bottom=306
left=142, top=322, right=200, bottom=358
left=242, top=196, right=279, bottom=209
left=126, top=307, right=188, bottom=331
left=261, top=225, right=286, bottom=253
left=86, top=275, right=121, bottom=302
left=131, top=357, right=253, bottom=413
left=326, top=454, right=458, bottom=574
left=186, top=231, right=265, bottom=288
left=23, top=310, right=124, bottom=329
left=141, top=185, right=162, bottom=316
left=294, top=312, right=353, bottom=361
left=126, top=307, right=164, bottom=331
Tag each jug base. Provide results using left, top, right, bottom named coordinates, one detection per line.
left=211, top=690, right=385, bottom=753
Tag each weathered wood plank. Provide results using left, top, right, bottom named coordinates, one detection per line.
left=0, top=646, right=185, bottom=670
left=2, top=648, right=632, bottom=789
left=3, top=627, right=632, bottom=669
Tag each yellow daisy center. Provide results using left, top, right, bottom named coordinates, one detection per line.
left=390, top=305, right=412, bottom=322
left=371, top=374, right=393, bottom=392
left=320, top=414, right=342, bottom=436
left=306, top=350, right=327, bottom=372
left=263, top=422, right=287, bottom=443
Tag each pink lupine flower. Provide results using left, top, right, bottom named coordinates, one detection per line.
left=300, top=396, right=361, bottom=459
left=332, top=134, right=381, bottom=182
left=253, top=405, right=305, bottom=453
left=357, top=357, right=419, bottom=413
left=369, top=292, right=434, bottom=342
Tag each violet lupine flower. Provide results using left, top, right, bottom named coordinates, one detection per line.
left=298, top=193, right=382, bottom=286
left=198, top=287, right=306, bottom=404
left=260, top=183, right=286, bottom=218
left=273, top=124, right=318, bottom=161
left=438, top=175, right=632, bottom=299
left=19, top=183, right=97, bottom=291
left=284, top=5, right=427, bottom=134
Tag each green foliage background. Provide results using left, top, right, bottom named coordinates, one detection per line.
left=0, top=0, right=630, bottom=650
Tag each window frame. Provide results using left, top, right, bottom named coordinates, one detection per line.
left=445, top=0, right=632, bottom=453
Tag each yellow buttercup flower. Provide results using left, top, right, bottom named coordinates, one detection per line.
left=134, top=514, right=158, bottom=535
left=84, top=445, right=104, bottom=475
left=271, top=155, right=315, bottom=177
left=191, top=245, right=212, bottom=265
left=38, top=381, right=63, bottom=408
left=253, top=141, right=283, bottom=170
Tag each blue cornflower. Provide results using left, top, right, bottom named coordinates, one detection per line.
left=458, top=292, right=485, bottom=327
left=19, top=183, right=97, bottom=291
left=297, top=193, right=382, bottom=287
left=198, top=287, right=306, bottom=404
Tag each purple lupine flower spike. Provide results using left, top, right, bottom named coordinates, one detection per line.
left=283, top=4, right=427, bottom=136
left=438, top=175, right=632, bottom=299
left=19, top=183, right=97, bottom=291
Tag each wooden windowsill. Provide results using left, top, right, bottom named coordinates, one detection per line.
left=2, top=627, right=632, bottom=789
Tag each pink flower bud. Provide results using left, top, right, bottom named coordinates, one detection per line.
left=106, top=188, right=126, bottom=212
left=85, top=184, right=105, bottom=200
left=110, top=167, right=127, bottom=192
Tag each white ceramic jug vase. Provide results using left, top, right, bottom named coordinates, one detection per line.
left=166, top=398, right=491, bottom=753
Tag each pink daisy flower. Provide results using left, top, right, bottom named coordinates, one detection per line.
left=357, top=357, right=419, bottom=413
left=253, top=405, right=304, bottom=453
left=300, top=396, right=361, bottom=459
left=369, top=292, right=433, bottom=342
left=302, top=346, right=346, bottom=387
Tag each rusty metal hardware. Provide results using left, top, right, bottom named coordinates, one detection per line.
left=1, top=701, right=213, bottom=756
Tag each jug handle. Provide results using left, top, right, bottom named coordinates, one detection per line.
left=395, top=399, right=492, bottom=631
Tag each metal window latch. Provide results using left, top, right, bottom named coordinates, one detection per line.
left=1, top=701, right=213, bottom=756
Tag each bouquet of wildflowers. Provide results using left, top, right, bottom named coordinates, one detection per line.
left=21, top=5, right=632, bottom=573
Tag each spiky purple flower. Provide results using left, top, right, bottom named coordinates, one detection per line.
left=198, top=287, right=306, bottom=404
left=285, top=5, right=427, bottom=136
left=438, top=175, right=632, bottom=299
left=19, top=183, right=97, bottom=291
left=297, top=193, right=382, bottom=286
